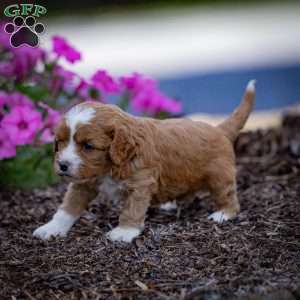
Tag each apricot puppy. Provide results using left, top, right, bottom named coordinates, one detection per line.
left=33, top=80, right=255, bottom=242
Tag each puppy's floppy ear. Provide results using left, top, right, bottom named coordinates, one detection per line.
left=109, top=126, right=136, bottom=165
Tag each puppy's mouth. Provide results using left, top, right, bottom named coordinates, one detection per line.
left=57, top=172, right=72, bottom=177
left=57, top=172, right=96, bottom=184
left=57, top=172, right=76, bottom=182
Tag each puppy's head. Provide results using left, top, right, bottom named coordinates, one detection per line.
left=54, top=103, right=136, bottom=181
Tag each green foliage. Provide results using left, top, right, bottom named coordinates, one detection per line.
left=0, top=144, right=59, bottom=190
left=16, top=84, right=49, bottom=102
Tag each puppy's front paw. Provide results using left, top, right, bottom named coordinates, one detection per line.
left=208, top=211, right=232, bottom=223
left=107, top=226, right=141, bottom=243
left=33, top=209, right=77, bottom=240
left=33, top=220, right=69, bottom=240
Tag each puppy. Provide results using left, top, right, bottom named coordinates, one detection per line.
left=33, top=80, right=255, bottom=242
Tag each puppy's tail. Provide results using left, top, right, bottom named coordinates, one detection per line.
left=218, top=80, right=256, bottom=142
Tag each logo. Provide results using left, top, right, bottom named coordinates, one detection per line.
left=3, top=4, right=47, bottom=48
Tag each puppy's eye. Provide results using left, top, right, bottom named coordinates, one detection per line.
left=82, top=142, right=94, bottom=151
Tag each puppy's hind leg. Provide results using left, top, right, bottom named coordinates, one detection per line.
left=208, top=170, right=240, bottom=223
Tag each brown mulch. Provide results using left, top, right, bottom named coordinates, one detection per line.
left=0, top=115, right=300, bottom=300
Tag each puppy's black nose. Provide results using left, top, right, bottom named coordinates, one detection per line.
left=59, top=162, right=69, bottom=172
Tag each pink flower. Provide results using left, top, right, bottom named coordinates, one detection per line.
left=155, top=94, right=182, bottom=114
left=51, top=65, right=76, bottom=93
left=0, top=93, right=8, bottom=117
left=38, top=102, right=61, bottom=127
left=0, top=93, right=6, bottom=105
left=122, top=73, right=182, bottom=116
left=75, top=78, right=103, bottom=102
left=66, top=47, right=81, bottom=63
left=40, top=128, right=54, bottom=144
left=46, top=107, right=61, bottom=127
left=131, top=89, right=172, bottom=115
left=12, top=46, right=45, bottom=79
left=54, top=66, right=75, bottom=85
left=0, top=62, right=14, bottom=77
left=38, top=102, right=61, bottom=144
left=0, top=92, right=34, bottom=120
left=0, top=128, right=16, bottom=159
left=120, top=73, right=156, bottom=94
left=2, top=106, right=42, bottom=145
left=5, top=92, right=34, bottom=108
left=52, top=36, right=81, bottom=64
left=91, top=70, right=119, bottom=94
left=75, top=79, right=89, bottom=97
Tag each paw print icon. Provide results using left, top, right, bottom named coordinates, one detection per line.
left=4, top=16, right=45, bottom=48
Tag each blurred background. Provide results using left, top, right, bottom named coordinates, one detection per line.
left=2, top=0, right=300, bottom=127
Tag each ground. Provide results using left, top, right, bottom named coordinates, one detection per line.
left=0, top=115, right=300, bottom=300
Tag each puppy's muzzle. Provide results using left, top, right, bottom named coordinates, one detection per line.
left=57, top=160, right=71, bottom=177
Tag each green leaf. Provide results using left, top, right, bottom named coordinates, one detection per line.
left=45, top=62, right=55, bottom=72
left=0, top=144, right=59, bottom=190
left=16, top=84, right=49, bottom=102
left=89, top=87, right=100, bottom=99
left=154, top=111, right=170, bottom=119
